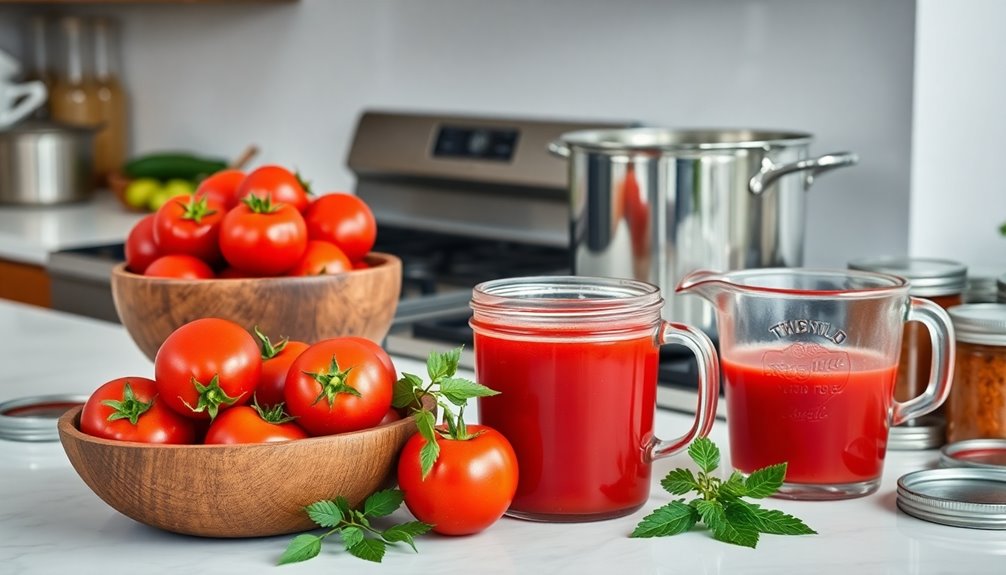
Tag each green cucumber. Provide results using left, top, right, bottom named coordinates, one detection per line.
left=123, top=153, right=229, bottom=181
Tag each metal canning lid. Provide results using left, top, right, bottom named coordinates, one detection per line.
left=897, top=467, right=1006, bottom=529
left=940, top=439, right=1006, bottom=470
left=887, top=415, right=946, bottom=450
left=0, top=394, right=87, bottom=442
left=847, top=257, right=967, bottom=297
left=948, top=304, right=1006, bottom=346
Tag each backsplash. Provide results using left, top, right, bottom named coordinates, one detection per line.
left=0, top=0, right=916, bottom=267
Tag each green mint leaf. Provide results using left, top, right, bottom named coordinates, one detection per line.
left=340, top=526, right=365, bottom=550
left=750, top=506, right=817, bottom=535
left=419, top=435, right=441, bottom=479
left=687, top=437, right=720, bottom=474
left=630, top=500, right=697, bottom=538
left=353, top=509, right=371, bottom=528
left=693, top=498, right=726, bottom=531
left=427, top=348, right=463, bottom=382
left=712, top=515, right=760, bottom=549
left=391, top=375, right=419, bottom=409
left=390, top=521, right=434, bottom=537
left=720, top=471, right=749, bottom=499
left=278, top=534, right=322, bottom=565
left=723, top=499, right=760, bottom=528
left=660, top=468, right=700, bottom=495
left=348, top=538, right=386, bottom=563
left=415, top=409, right=437, bottom=443
left=334, top=496, right=352, bottom=518
left=438, top=377, right=499, bottom=407
left=745, top=462, right=787, bottom=499
left=305, top=500, right=343, bottom=528
left=363, top=489, right=404, bottom=518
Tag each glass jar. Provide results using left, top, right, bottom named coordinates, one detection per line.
left=848, top=257, right=966, bottom=448
left=51, top=16, right=100, bottom=128
left=946, top=304, right=1006, bottom=443
left=92, top=17, right=127, bottom=181
left=470, top=276, right=719, bottom=521
left=22, top=15, right=54, bottom=119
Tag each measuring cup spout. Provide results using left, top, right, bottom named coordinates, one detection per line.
left=675, top=270, right=732, bottom=303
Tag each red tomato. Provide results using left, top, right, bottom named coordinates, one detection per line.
left=152, top=195, right=225, bottom=263
left=80, top=377, right=197, bottom=444
left=284, top=337, right=395, bottom=435
left=254, top=328, right=309, bottom=408
left=144, top=254, right=215, bottom=279
left=378, top=408, right=401, bottom=425
left=304, top=193, right=376, bottom=262
left=397, top=424, right=518, bottom=535
left=352, top=259, right=370, bottom=270
left=287, top=240, right=352, bottom=276
left=203, top=404, right=308, bottom=444
left=236, top=165, right=310, bottom=213
left=219, top=195, right=308, bottom=276
left=217, top=267, right=249, bottom=279
left=124, top=214, right=160, bottom=274
left=195, top=169, right=245, bottom=209
left=154, top=318, right=262, bottom=420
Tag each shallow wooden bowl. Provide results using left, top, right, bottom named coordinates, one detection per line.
left=58, top=404, right=419, bottom=538
left=111, top=253, right=401, bottom=361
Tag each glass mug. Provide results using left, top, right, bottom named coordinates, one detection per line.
left=470, top=276, right=719, bottom=522
left=678, top=268, right=955, bottom=499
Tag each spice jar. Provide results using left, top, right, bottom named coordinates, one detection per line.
left=946, top=304, right=1006, bottom=443
left=848, top=257, right=966, bottom=449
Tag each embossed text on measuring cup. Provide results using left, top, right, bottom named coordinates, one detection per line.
left=762, top=343, right=851, bottom=421
left=768, top=319, right=847, bottom=345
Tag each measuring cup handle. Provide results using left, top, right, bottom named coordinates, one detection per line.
left=646, top=321, right=720, bottom=462
left=892, top=298, right=956, bottom=426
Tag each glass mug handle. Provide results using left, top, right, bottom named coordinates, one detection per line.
left=645, top=321, right=720, bottom=462
left=892, top=297, right=956, bottom=425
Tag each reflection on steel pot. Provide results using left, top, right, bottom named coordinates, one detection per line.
left=0, top=121, right=95, bottom=205
left=550, top=128, right=857, bottom=338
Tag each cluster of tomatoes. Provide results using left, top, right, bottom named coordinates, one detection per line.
left=80, top=318, right=397, bottom=445
left=124, top=164, right=377, bottom=279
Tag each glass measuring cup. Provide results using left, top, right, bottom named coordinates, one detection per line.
left=678, top=268, right=955, bottom=499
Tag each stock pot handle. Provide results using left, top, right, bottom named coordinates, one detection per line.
left=547, top=140, right=570, bottom=158
left=748, top=151, right=858, bottom=195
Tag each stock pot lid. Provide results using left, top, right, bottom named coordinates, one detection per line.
left=556, top=127, right=813, bottom=153
left=0, top=120, right=95, bottom=137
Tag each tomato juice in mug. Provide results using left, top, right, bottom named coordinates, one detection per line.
left=470, top=276, right=719, bottom=522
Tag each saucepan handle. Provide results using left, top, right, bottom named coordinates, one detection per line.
left=645, top=321, right=720, bottom=462
left=749, top=151, right=859, bottom=195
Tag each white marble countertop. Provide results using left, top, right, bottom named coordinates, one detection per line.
left=0, top=193, right=143, bottom=265
left=1, top=300, right=1004, bottom=574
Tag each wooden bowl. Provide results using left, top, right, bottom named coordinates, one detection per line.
left=58, top=404, right=421, bottom=538
left=111, top=253, right=401, bottom=361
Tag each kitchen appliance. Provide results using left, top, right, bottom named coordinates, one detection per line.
left=0, top=120, right=95, bottom=205
left=550, top=128, right=858, bottom=339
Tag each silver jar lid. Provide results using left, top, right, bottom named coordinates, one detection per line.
left=0, top=394, right=87, bottom=442
left=948, top=304, right=1006, bottom=346
left=940, top=439, right=1006, bottom=470
left=847, top=257, right=967, bottom=297
left=897, top=467, right=1006, bottom=529
left=888, top=415, right=946, bottom=450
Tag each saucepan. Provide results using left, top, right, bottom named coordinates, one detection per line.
left=549, top=128, right=858, bottom=339
left=0, top=121, right=96, bottom=205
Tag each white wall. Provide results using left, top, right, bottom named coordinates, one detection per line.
left=911, top=0, right=1006, bottom=272
left=1, top=0, right=916, bottom=267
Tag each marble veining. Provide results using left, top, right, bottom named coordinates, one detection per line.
left=1, top=300, right=1004, bottom=574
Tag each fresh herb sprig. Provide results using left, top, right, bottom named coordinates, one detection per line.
left=279, top=489, right=432, bottom=565
left=631, top=437, right=816, bottom=548
left=391, top=347, right=499, bottom=478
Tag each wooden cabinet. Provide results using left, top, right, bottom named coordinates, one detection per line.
left=0, top=258, right=51, bottom=308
